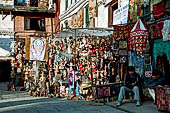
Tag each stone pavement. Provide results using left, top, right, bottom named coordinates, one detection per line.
left=105, top=100, right=169, bottom=113
left=0, top=82, right=29, bottom=100
left=0, top=97, right=127, bottom=113
left=0, top=82, right=169, bottom=113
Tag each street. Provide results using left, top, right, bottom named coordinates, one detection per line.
left=0, top=96, right=127, bottom=113
left=0, top=82, right=166, bottom=113
left=0, top=82, right=126, bottom=113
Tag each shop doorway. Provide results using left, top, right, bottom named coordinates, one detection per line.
left=0, top=61, right=12, bottom=83
left=156, top=54, right=170, bottom=84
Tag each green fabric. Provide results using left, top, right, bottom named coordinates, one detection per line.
left=152, top=0, right=163, bottom=5
left=153, top=39, right=170, bottom=64
left=165, top=0, right=170, bottom=12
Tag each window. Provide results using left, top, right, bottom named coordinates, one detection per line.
left=65, top=0, right=68, bottom=10
left=14, top=0, right=38, bottom=7
left=71, top=0, right=72, bottom=4
left=65, top=21, right=68, bottom=28
left=14, top=0, right=25, bottom=6
left=108, top=2, right=118, bottom=26
left=85, top=5, right=90, bottom=28
left=24, top=17, right=45, bottom=31
left=75, top=0, right=77, bottom=3
left=30, top=0, right=38, bottom=7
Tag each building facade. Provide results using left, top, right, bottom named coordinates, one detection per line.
left=59, top=0, right=119, bottom=29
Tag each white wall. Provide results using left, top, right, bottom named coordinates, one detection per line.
left=60, top=0, right=88, bottom=29
left=97, top=5, right=108, bottom=28
left=0, top=0, right=13, bottom=5
left=0, top=15, right=14, bottom=32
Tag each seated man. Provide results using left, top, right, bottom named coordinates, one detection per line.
left=144, top=69, right=165, bottom=104
left=117, top=66, right=141, bottom=107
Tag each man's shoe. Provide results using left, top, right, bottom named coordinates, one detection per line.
left=136, top=101, right=141, bottom=107
left=116, top=101, right=122, bottom=107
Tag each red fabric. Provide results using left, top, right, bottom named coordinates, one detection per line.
left=153, top=1, right=165, bottom=19
left=156, top=85, right=170, bottom=111
left=92, top=68, right=95, bottom=74
left=79, top=64, right=83, bottom=71
left=129, top=30, right=148, bottom=55
left=150, top=22, right=164, bottom=39
left=136, top=21, right=141, bottom=31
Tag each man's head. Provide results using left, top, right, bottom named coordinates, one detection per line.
left=128, top=66, right=135, bottom=76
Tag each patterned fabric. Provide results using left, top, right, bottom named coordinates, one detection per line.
left=89, top=0, right=97, bottom=18
left=112, top=24, right=134, bottom=39
left=165, top=0, right=170, bottom=13
left=97, top=86, right=110, bottom=98
left=165, top=87, right=170, bottom=112
left=30, top=38, right=46, bottom=61
left=129, top=20, right=148, bottom=55
left=153, top=39, right=170, bottom=63
left=25, top=37, right=30, bottom=60
left=150, top=22, right=164, bottom=39
left=162, top=19, right=170, bottom=41
left=77, top=8, right=84, bottom=27
left=153, top=0, right=165, bottom=19
left=156, top=85, right=170, bottom=111
left=129, top=30, right=148, bottom=55
left=152, top=0, right=163, bottom=5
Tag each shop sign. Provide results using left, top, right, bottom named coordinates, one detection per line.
left=113, top=1, right=129, bottom=25
left=145, top=65, right=152, bottom=78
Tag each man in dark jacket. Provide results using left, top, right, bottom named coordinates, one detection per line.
left=144, top=69, right=165, bottom=104
left=117, top=66, right=141, bottom=107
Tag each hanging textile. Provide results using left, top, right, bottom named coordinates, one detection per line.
left=77, top=8, right=84, bottom=27
left=25, top=37, right=30, bottom=60
left=165, top=0, right=170, bottom=13
left=112, top=23, right=134, bottom=39
left=89, top=0, right=97, bottom=18
left=30, top=38, right=46, bottom=61
left=38, top=0, right=46, bottom=7
left=162, top=19, right=170, bottom=41
left=150, top=22, right=164, bottom=39
left=152, top=0, right=163, bottom=5
left=153, top=0, right=165, bottom=19
left=153, top=39, right=170, bottom=64
left=17, top=0, right=23, bottom=4
left=129, top=19, right=148, bottom=55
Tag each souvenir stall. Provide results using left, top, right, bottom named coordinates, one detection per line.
left=11, top=36, right=52, bottom=97
left=10, top=38, right=25, bottom=86
left=24, top=37, right=49, bottom=96
left=54, top=28, right=120, bottom=100
left=112, top=23, right=135, bottom=81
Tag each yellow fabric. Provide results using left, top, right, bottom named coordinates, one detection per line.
left=25, top=37, right=30, bottom=60
left=89, top=0, right=97, bottom=18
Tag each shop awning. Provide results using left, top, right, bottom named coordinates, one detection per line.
left=0, top=56, right=13, bottom=61
left=0, top=48, right=11, bottom=57
left=55, top=28, right=114, bottom=38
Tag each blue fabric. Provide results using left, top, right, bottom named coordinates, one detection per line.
left=128, top=51, right=144, bottom=76
left=17, top=0, right=23, bottom=3
left=144, top=77, right=165, bottom=88
left=153, top=39, right=170, bottom=64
